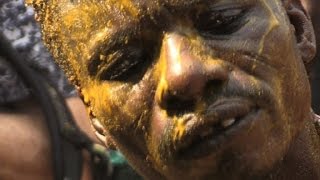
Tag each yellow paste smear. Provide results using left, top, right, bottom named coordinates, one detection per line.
left=258, top=0, right=280, bottom=55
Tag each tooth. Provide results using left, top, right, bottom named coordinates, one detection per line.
left=221, top=118, right=236, bottom=128
left=200, top=128, right=213, bottom=138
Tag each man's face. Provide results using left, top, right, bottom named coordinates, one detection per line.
left=39, top=0, right=312, bottom=179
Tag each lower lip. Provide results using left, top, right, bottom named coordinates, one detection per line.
left=176, top=108, right=261, bottom=159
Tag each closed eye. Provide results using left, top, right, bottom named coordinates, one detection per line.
left=194, top=6, right=248, bottom=37
left=98, top=47, right=149, bottom=82
left=88, top=42, right=154, bottom=83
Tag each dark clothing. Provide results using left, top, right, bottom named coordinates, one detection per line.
left=312, top=60, right=320, bottom=114
left=0, top=0, right=76, bottom=105
left=310, top=6, right=320, bottom=114
left=109, top=151, right=142, bottom=180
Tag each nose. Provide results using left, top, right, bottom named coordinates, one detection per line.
left=156, top=33, right=229, bottom=112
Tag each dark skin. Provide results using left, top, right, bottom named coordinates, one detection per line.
left=30, top=0, right=320, bottom=179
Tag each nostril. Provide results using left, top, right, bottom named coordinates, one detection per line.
left=163, top=95, right=196, bottom=116
left=206, top=79, right=225, bottom=88
left=158, top=80, right=225, bottom=116
left=203, top=79, right=225, bottom=101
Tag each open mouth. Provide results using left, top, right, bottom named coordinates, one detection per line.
left=173, top=98, right=258, bottom=159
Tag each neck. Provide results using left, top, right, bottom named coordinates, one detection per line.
left=268, top=115, right=320, bottom=179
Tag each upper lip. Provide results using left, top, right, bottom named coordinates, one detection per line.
left=171, top=97, right=256, bottom=159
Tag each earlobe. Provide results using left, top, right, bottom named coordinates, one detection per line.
left=91, top=118, right=117, bottom=149
left=286, top=0, right=316, bottom=66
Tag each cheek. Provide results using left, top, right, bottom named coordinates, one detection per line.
left=81, top=82, right=115, bottom=122
left=117, top=84, right=155, bottom=130
left=224, top=110, right=291, bottom=175
left=81, top=82, right=125, bottom=129
left=82, top=79, right=156, bottom=134
left=257, top=15, right=311, bottom=123
left=149, top=105, right=168, bottom=143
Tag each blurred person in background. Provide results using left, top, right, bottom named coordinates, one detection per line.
left=0, top=0, right=101, bottom=179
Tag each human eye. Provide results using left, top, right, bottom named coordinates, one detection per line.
left=194, top=6, right=248, bottom=37
left=99, top=46, right=151, bottom=82
left=88, top=41, right=154, bottom=83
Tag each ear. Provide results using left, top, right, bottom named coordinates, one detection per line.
left=286, top=0, right=316, bottom=66
left=91, top=118, right=117, bottom=149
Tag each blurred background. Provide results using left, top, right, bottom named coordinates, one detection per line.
left=306, top=0, right=320, bottom=114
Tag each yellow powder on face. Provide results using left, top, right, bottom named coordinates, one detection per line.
left=258, top=0, right=280, bottom=55
left=172, top=102, right=204, bottom=142
left=118, top=0, right=139, bottom=18
left=81, top=80, right=113, bottom=117
left=155, top=35, right=170, bottom=104
left=173, top=116, right=186, bottom=141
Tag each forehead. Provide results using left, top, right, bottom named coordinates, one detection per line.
left=56, top=0, right=280, bottom=42
left=56, top=0, right=284, bottom=33
left=58, top=0, right=275, bottom=20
